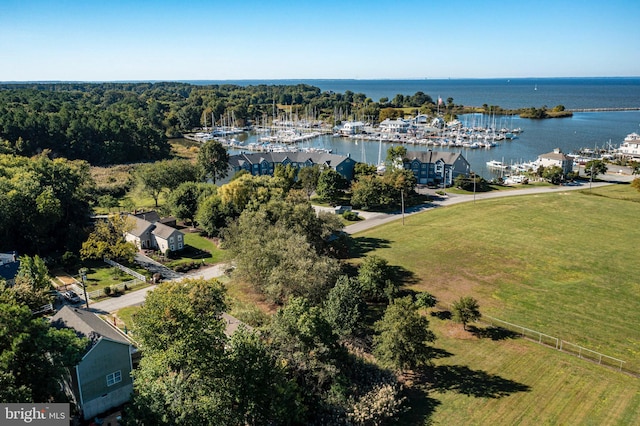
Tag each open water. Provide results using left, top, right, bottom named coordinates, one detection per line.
left=190, top=78, right=640, bottom=179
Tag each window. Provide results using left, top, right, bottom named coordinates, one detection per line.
left=177, top=235, right=182, bottom=241
left=170, top=244, right=175, bottom=251
left=106, top=370, right=122, bottom=386
left=169, top=236, right=174, bottom=243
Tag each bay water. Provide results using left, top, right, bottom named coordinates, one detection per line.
left=194, top=78, right=640, bottom=179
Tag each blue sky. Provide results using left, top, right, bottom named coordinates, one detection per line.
left=1, top=0, right=639, bottom=81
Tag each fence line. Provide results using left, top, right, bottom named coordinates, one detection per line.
left=483, top=315, right=632, bottom=376
left=103, top=257, right=147, bottom=281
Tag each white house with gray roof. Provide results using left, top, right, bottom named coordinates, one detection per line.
left=125, top=214, right=184, bottom=254
left=537, top=148, right=573, bottom=176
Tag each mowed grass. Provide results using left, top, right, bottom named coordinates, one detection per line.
left=406, top=317, right=640, bottom=425
left=352, top=185, right=640, bottom=424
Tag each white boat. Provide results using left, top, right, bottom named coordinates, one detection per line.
left=486, top=160, right=510, bottom=170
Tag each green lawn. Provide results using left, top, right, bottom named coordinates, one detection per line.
left=80, top=260, right=150, bottom=292
left=352, top=184, right=640, bottom=424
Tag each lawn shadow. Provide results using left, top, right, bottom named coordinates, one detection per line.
left=468, top=325, right=520, bottom=341
left=349, top=236, right=392, bottom=257
left=430, top=310, right=452, bottom=320
left=427, top=364, right=530, bottom=398
left=389, top=265, right=419, bottom=286
left=397, top=385, right=441, bottom=426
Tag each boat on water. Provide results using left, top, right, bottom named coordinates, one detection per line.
left=486, top=160, right=510, bottom=170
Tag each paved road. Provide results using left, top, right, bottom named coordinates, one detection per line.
left=89, top=262, right=229, bottom=314
left=344, top=176, right=629, bottom=234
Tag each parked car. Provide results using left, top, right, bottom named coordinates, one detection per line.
left=63, top=290, right=82, bottom=304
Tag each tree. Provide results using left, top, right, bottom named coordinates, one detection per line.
left=451, top=296, right=481, bottom=330
left=273, top=163, right=297, bottom=192
left=0, top=293, right=87, bottom=403
left=195, top=193, right=233, bottom=237
left=584, top=159, right=608, bottom=179
left=298, top=165, right=320, bottom=199
left=322, top=275, right=365, bottom=339
left=135, top=163, right=166, bottom=207
left=385, top=145, right=407, bottom=171
left=631, top=178, right=640, bottom=192
left=80, top=214, right=137, bottom=263
left=266, top=297, right=346, bottom=417
left=10, top=254, right=52, bottom=310
left=126, top=278, right=232, bottom=425
left=542, top=165, right=564, bottom=185
left=358, top=255, right=394, bottom=302
left=316, top=168, right=347, bottom=205
left=373, top=296, right=436, bottom=372
left=167, top=182, right=213, bottom=227
left=198, top=140, right=230, bottom=184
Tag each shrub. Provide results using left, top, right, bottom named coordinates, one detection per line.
left=342, top=211, right=360, bottom=221
left=415, top=292, right=437, bottom=308
left=104, top=286, right=112, bottom=296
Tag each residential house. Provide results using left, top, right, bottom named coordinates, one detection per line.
left=125, top=214, right=184, bottom=254
left=0, top=251, right=19, bottom=286
left=228, top=151, right=358, bottom=181
left=537, top=148, right=574, bottom=176
left=402, top=150, right=471, bottom=186
left=51, top=306, right=135, bottom=421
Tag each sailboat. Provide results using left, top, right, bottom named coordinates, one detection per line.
left=376, top=134, right=386, bottom=173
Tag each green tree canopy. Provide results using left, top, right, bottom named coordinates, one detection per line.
left=316, top=168, right=347, bottom=205
left=451, top=296, right=481, bottom=330
left=584, top=159, right=608, bottom=179
left=197, top=140, right=230, bottom=184
left=80, top=214, right=137, bottom=263
left=0, top=293, right=87, bottom=403
left=373, top=296, right=436, bottom=372
left=322, top=275, right=366, bottom=340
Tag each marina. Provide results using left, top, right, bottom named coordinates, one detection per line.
left=184, top=109, right=640, bottom=180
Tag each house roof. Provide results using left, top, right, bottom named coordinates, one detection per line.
left=539, top=151, right=570, bottom=161
left=0, top=261, right=20, bottom=281
left=404, top=150, right=463, bottom=165
left=128, top=216, right=155, bottom=238
left=134, top=210, right=161, bottom=223
left=152, top=222, right=180, bottom=240
left=228, top=152, right=353, bottom=169
left=50, top=306, right=131, bottom=346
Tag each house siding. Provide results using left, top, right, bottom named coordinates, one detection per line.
left=76, top=339, right=133, bottom=420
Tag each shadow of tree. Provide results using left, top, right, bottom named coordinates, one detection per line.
left=468, top=325, right=520, bottom=341
left=427, top=365, right=530, bottom=398
left=349, top=236, right=392, bottom=257
left=397, top=386, right=441, bottom=425
left=389, top=265, right=419, bottom=286
left=430, top=310, right=452, bottom=320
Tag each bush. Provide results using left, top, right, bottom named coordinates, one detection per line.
left=104, top=286, right=112, bottom=296
left=415, top=292, right=437, bottom=308
left=342, top=211, right=360, bottom=221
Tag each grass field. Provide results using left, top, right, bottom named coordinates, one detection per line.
left=352, top=184, right=640, bottom=425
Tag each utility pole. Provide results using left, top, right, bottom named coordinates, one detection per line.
left=80, top=269, right=89, bottom=309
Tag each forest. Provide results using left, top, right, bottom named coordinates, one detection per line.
left=0, top=82, right=444, bottom=165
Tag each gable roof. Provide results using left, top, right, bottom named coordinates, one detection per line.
left=152, top=222, right=180, bottom=240
left=128, top=216, right=155, bottom=238
left=403, top=150, right=463, bottom=165
left=228, top=152, right=353, bottom=169
left=51, top=306, right=131, bottom=346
